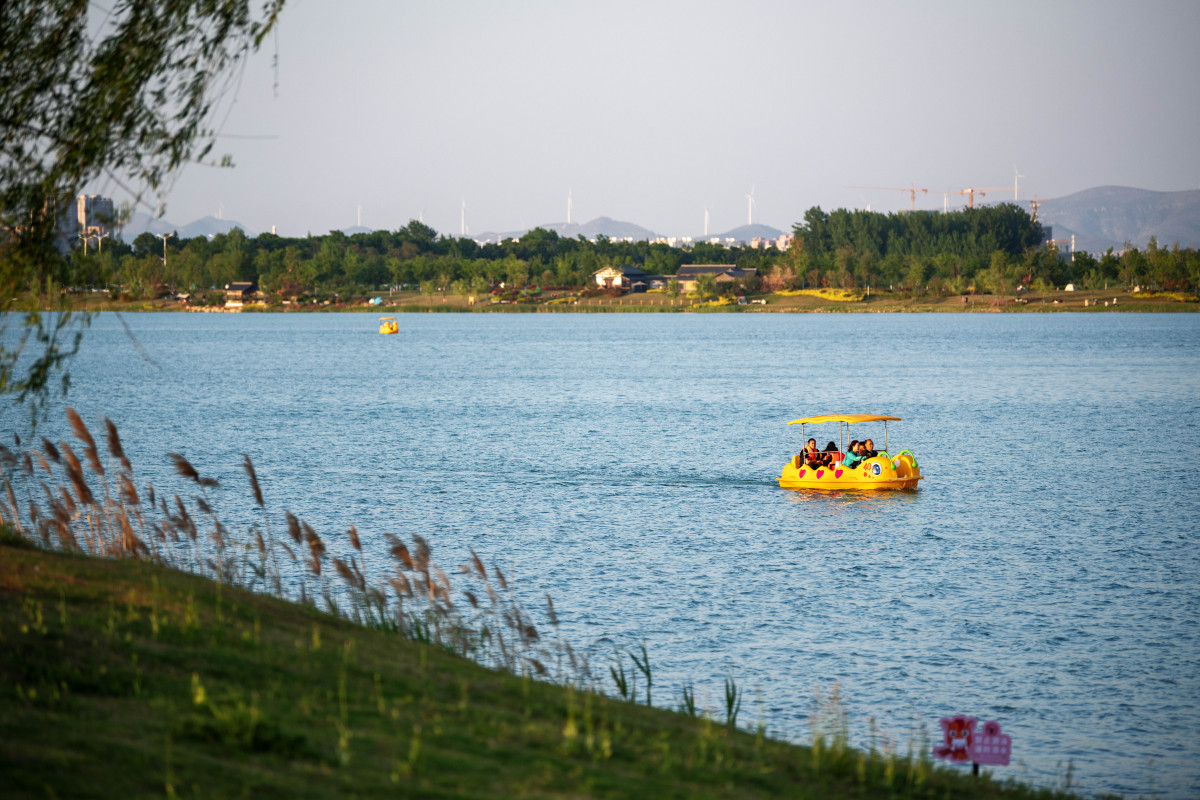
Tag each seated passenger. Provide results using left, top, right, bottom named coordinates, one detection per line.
left=822, top=441, right=839, bottom=467
left=803, top=438, right=823, bottom=468
left=862, top=438, right=877, bottom=458
left=842, top=440, right=865, bottom=469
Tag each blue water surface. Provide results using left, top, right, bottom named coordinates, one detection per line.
left=16, top=310, right=1200, bottom=798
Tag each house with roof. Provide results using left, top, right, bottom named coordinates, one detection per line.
left=672, top=264, right=758, bottom=293
left=224, top=281, right=257, bottom=306
left=592, top=265, right=648, bottom=292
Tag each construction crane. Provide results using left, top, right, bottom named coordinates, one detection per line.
left=958, top=187, right=1010, bottom=209
left=846, top=183, right=930, bottom=211
left=1028, top=195, right=1052, bottom=222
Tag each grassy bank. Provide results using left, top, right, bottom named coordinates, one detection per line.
left=1, top=540, right=1097, bottom=799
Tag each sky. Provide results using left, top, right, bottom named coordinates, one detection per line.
left=89, top=0, right=1200, bottom=239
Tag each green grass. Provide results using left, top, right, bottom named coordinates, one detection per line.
left=1, top=543, right=1103, bottom=799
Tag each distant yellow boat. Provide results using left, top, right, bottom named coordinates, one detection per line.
left=379, top=317, right=398, bottom=335
left=778, top=414, right=922, bottom=490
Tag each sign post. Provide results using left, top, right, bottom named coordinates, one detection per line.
left=933, top=716, right=1011, bottom=776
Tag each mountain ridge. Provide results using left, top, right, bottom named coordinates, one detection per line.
left=1036, top=185, right=1200, bottom=253
left=111, top=185, right=1200, bottom=253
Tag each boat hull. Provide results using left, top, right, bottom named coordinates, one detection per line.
left=778, top=452, right=922, bottom=491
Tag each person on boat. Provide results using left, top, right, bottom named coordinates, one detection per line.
left=803, top=439, right=823, bottom=468
left=842, top=440, right=866, bottom=469
left=821, top=441, right=839, bottom=467
left=862, top=438, right=877, bottom=458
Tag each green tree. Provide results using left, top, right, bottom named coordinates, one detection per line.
left=905, top=256, right=928, bottom=295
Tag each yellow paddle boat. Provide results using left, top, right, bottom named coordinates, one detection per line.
left=778, top=414, right=922, bottom=490
left=379, top=316, right=398, bottom=335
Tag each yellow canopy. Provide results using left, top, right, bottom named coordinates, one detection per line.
left=379, top=317, right=396, bottom=321
left=787, top=414, right=901, bottom=425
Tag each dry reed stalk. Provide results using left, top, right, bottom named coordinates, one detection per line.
left=57, top=442, right=94, bottom=506
left=302, top=521, right=326, bottom=576
left=333, top=557, right=358, bottom=589
left=389, top=573, right=413, bottom=598
left=470, top=549, right=488, bottom=581
left=412, top=535, right=430, bottom=568
left=118, top=474, right=139, bottom=505
left=169, top=453, right=200, bottom=483
left=285, top=511, right=302, bottom=544
left=243, top=458, right=264, bottom=507
left=104, top=418, right=132, bottom=474
left=347, top=525, right=360, bottom=551
left=3, top=476, right=22, bottom=534
left=279, top=540, right=297, bottom=562
left=57, top=485, right=77, bottom=517
left=66, top=408, right=104, bottom=476
left=118, top=508, right=147, bottom=557
left=386, top=535, right=414, bottom=570
left=39, top=438, right=60, bottom=463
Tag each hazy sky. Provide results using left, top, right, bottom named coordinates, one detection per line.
left=93, top=0, right=1200, bottom=238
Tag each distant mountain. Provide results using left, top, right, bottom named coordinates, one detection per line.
left=1036, top=186, right=1200, bottom=253
left=117, top=211, right=255, bottom=240
left=473, top=216, right=658, bottom=244
left=339, top=225, right=376, bottom=236
left=704, top=223, right=785, bottom=243
left=177, top=215, right=256, bottom=239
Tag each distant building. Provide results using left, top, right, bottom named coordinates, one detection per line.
left=224, top=281, right=257, bottom=306
left=673, top=264, right=758, bottom=293
left=77, top=194, right=115, bottom=238
left=592, top=265, right=647, bottom=291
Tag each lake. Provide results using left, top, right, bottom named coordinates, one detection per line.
left=17, top=310, right=1200, bottom=798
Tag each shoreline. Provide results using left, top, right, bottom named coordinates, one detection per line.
left=69, top=294, right=1199, bottom=314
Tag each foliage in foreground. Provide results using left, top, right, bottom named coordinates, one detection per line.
left=1, top=0, right=284, bottom=425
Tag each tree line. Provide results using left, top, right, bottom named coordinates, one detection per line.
left=54, top=207, right=1200, bottom=302
left=775, top=204, right=1200, bottom=295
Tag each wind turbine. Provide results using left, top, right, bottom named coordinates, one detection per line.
left=1013, top=165, right=1024, bottom=201
left=747, top=185, right=755, bottom=226
left=704, top=208, right=709, bottom=237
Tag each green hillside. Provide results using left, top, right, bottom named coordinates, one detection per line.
left=0, top=538, right=1100, bottom=799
